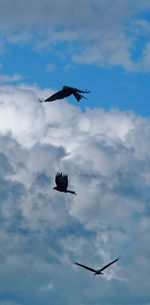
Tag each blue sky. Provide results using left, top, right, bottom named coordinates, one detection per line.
left=2, top=41, right=150, bottom=116
left=0, top=1, right=150, bottom=305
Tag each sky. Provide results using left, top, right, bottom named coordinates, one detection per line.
left=0, top=0, right=150, bottom=304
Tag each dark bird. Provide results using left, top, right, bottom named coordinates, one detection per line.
left=40, top=86, right=90, bottom=103
left=53, top=172, right=77, bottom=195
left=75, top=258, right=119, bottom=275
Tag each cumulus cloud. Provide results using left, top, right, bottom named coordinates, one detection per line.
left=0, top=84, right=150, bottom=304
left=0, top=0, right=150, bottom=70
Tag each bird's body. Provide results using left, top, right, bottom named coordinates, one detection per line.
left=42, top=86, right=90, bottom=103
left=53, top=172, right=77, bottom=195
left=75, top=258, right=119, bottom=275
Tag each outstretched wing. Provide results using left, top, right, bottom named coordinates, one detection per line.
left=45, top=89, right=69, bottom=102
left=75, top=262, right=96, bottom=273
left=98, top=258, right=119, bottom=272
left=55, top=173, right=68, bottom=190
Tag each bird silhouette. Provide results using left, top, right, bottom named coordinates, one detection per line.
left=75, top=258, right=119, bottom=275
left=40, top=86, right=90, bottom=103
left=53, top=172, right=77, bottom=195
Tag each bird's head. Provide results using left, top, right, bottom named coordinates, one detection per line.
left=53, top=187, right=57, bottom=190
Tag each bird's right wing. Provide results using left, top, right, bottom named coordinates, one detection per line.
left=45, top=89, right=67, bottom=102
left=98, top=258, right=119, bottom=272
left=75, top=262, right=96, bottom=273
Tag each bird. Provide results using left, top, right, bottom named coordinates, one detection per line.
left=53, top=172, right=77, bottom=195
left=75, top=258, right=119, bottom=275
left=39, top=86, right=90, bottom=103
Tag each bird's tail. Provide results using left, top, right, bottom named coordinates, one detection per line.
left=73, top=92, right=88, bottom=102
left=66, top=190, right=77, bottom=195
left=81, top=89, right=91, bottom=93
left=77, top=89, right=91, bottom=94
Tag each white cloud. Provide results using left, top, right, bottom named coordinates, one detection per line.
left=0, top=84, right=150, bottom=304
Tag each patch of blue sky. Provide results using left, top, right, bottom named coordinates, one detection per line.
left=2, top=41, right=150, bottom=116
left=138, top=7, right=150, bottom=22
left=56, top=220, right=95, bottom=239
left=128, top=9, right=150, bottom=61
left=77, top=64, right=150, bottom=116
left=130, top=34, right=150, bottom=62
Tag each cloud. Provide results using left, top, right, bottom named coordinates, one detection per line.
left=0, top=0, right=150, bottom=70
left=0, top=74, right=21, bottom=84
left=0, top=84, right=150, bottom=304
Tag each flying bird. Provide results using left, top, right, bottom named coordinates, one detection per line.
left=53, top=172, right=77, bottom=195
left=40, top=86, right=90, bottom=103
left=75, top=258, right=119, bottom=275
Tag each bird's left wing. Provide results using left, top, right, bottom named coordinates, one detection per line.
left=75, top=262, right=96, bottom=273
left=98, top=258, right=119, bottom=272
left=45, top=89, right=66, bottom=102
left=55, top=173, right=63, bottom=187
